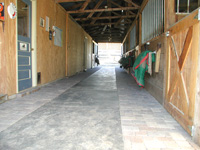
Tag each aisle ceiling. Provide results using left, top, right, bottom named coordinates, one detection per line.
left=57, top=0, right=143, bottom=43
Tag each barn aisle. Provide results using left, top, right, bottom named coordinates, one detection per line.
left=0, top=67, right=123, bottom=150
left=0, top=66, right=199, bottom=150
left=115, top=68, right=199, bottom=150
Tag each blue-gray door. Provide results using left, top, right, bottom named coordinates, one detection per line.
left=17, top=0, right=32, bottom=91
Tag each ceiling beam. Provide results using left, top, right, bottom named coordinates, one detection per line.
left=95, top=37, right=123, bottom=39
left=75, top=15, right=136, bottom=21
left=57, top=0, right=86, bottom=2
left=115, top=18, right=124, bottom=27
left=66, top=7, right=139, bottom=14
left=87, top=0, right=104, bottom=18
left=92, top=33, right=125, bottom=36
left=90, top=12, right=102, bottom=24
left=82, top=22, right=131, bottom=26
left=124, top=0, right=140, bottom=8
left=67, top=3, right=83, bottom=11
left=90, top=28, right=125, bottom=33
left=111, top=11, right=121, bottom=16
left=80, top=0, right=91, bottom=10
left=108, top=0, right=122, bottom=8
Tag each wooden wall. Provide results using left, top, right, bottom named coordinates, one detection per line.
left=165, top=0, right=189, bottom=31
left=0, top=0, right=17, bottom=96
left=0, top=20, right=6, bottom=94
left=66, top=15, right=93, bottom=76
left=142, top=36, right=167, bottom=104
left=194, top=26, right=200, bottom=143
left=37, top=0, right=66, bottom=85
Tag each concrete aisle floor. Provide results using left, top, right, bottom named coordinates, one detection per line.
left=0, top=66, right=199, bottom=150
left=0, top=67, right=123, bottom=150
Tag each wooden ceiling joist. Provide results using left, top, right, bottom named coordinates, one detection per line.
left=57, top=0, right=86, bottom=2
left=92, top=33, right=125, bottom=36
left=124, top=0, right=140, bottom=8
left=58, top=0, right=142, bottom=42
left=82, top=21, right=131, bottom=26
left=66, top=7, right=139, bottom=14
left=108, top=0, right=122, bottom=8
left=90, top=12, right=103, bottom=24
left=80, top=0, right=91, bottom=10
left=67, top=3, right=83, bottom=11
left=90, top=29, right=125, bottom=33
left=87, top=0, right=104, bottom=18
left=75, top=15, right=136, bottom=21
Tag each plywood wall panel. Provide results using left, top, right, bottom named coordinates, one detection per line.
left=0, top=0, right=17, bottom=95
left=142, top=35, right=167, bottom=104
left=37, top=0, right=66, bottom=85
left=0, top=21, right=6, bottom=94
left=66, top=15, right=93, bottom=76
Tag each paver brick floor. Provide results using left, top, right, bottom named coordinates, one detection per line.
left=0, top=66, right=199, bottom=150
left=115, top=67, right=200, bottom=150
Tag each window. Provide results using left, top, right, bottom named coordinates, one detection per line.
left=142, top=0, right=164, bottom=44
left=175, top=0, right=199, bottom=14
left=17, top=0, right=30, bottom=37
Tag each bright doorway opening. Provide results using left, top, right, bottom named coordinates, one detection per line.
left=98, top=43, right=121, bottom=66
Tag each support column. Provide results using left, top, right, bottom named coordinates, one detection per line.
left=193, top=23, right=200, bottom=146
left=32, top=0, right=37, bottom=87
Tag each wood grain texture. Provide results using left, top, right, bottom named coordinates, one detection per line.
left=155, top=46, right=161, bottom=73
left=142, top=36, right=167, bottom=105
left=164, top=102, right=193, bottom=134
left=37, top=0, right=66, bottom=85
left=0, top=20, right=6, bottom=94
left=165, top=13, right=199, bottom=135
left=1, top=0, right=17, bottom=95
left=193, top=23, right=200, bottom=143
left=168, top=9, right=199, bottom=36
left=164, top=0, right=176, bottom=31
left=66, top=15, right=92, bottom=76
left=178, top=26, right=193, bottom=71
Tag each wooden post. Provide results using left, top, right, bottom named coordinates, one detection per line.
left=193, top=23, right=200, bottom=146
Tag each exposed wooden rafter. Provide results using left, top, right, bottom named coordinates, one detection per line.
left=80, top=0, right=91, bottom=10
left=67, top=3, right=83, bottom=11
left=66, top=7, right=139, bottom=14
left=124, top=0, right=140, bottom=8
left=57, top=0, right=142, bottom=42
left=56, top=0, right=86, bottom=2
left=90, top=12, right=103, bottom=24
left=75, top=15, right=136, bottom=21
left=82, top=21, right=131, bottom=26
left=87, top=0, right=104, bottom=18
left=108, top=0, right=122, bottom=8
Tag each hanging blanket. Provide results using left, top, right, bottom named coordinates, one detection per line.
left=131, top=51, right=155, bottom=87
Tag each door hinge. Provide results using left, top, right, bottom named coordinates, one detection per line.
left=31, top=48, right=34, bottom=51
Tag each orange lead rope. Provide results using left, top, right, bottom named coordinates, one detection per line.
left=0, top=3, right=4, bottom=20
left=0, top=4, right=3, bottom=12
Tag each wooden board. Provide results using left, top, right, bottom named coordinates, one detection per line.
left=66, top=15, right=93, bottom=76
left=155, top=45, right=161, bottom=73
left=0, top=21, right=6, bottom=94
left=4, top=0, right=17, bottom=95
left=165, top=12, right=199, bottom=135
left=37, top=0, right=66, bottom=85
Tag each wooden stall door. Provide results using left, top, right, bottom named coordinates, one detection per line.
left=165, top=10, right=199, bottom=135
